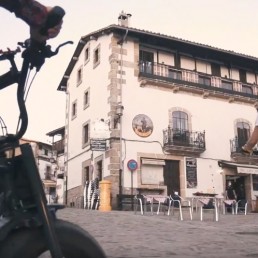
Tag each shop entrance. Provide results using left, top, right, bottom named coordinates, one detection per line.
left=226, top=175, right=246, bottom=201
left=163, top=160, right=180, bottom=196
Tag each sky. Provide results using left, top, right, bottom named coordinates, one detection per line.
left=1, top=0, right=258, bottom=143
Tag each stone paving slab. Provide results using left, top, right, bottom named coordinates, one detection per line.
left=56, top=208, right=258, bottom=258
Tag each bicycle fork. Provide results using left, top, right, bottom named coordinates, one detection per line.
left=20, top=143, right=64, bottom=258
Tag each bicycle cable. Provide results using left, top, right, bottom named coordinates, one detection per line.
left=15, top=69, right=37, bottom=135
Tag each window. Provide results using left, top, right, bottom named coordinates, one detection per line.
left=211, top=63, right=221, bottom=77
left=83, top=89, right=90, bottom=109
left=221, top=80, right=233, bottom=90
left=236, top=122, right=250, bottom=149
left=168, top=109, right=192, bottom=147
left=239, top=69, right=247, bottom=83
left=45, top=165, right=51, bottom=180
left=93, top=44, right=100, bottom=68
left=172, top=111, right=188, bottom=131
left=84, top=46, right=90, bottom=64
left=77, top=66, right=83, bottom=85
left=83, top=166, right=90, bottom=183
left=139, top=50, right=154, bottom=74
left=242, top=85, right=253, bottom=95
left=71, top=100, right=77, bottom=119
left=82, top=122, right=90, bottom=148
left=44, top=149, right=48, bottom=156
left=172, top=111, right=189, bottom=145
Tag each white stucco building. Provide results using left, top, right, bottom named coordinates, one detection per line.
left=20, top=138, right=58, bottom=204
left=58, top=12, right=258, bottom=210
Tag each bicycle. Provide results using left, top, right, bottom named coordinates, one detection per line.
left=0, top=7, right=106, bottom=258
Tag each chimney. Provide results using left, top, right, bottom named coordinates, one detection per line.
left=118, top=11, right=132, bottom=27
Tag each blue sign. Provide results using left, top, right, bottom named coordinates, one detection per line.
left=127, top=159, right=138, bottom=171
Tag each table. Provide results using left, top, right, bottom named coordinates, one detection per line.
left=191, top=193, right=222, bottom=221
left=191, top=193, right=218, bottom=212
left=142, top=195, right=170, bottom=215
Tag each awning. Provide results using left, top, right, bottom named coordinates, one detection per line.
left=141, top=158, right=165, bottom=166
left=218, top=160, right=258, bottom=175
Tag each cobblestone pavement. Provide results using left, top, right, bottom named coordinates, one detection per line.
left=55, top=207, right=258, bottom=258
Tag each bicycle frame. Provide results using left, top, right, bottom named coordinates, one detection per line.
left=0, top=40, right=72, bottom=258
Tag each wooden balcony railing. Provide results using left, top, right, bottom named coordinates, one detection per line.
left=52, top=139, right=64, bottom=155
left=139, top=61, right=258, bottom=99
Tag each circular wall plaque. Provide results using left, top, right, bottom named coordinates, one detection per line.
left=132, top=114, right=153, bottom=137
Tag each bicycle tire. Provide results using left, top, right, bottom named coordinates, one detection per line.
left=0, top=219, right=106, bottom=258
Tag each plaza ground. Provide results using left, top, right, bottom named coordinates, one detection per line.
left=56, top=208, right=258, bottom=258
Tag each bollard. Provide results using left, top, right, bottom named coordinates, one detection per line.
left=99, top=180, right=112, bottom=211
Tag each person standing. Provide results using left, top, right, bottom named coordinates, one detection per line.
left=226, top=181, right=237, bottom=200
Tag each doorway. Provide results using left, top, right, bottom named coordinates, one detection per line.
left=226, top=175, right=246, bottom=201
left=163, top=160, right=180, bottom=196
left=96, top=160, right=103, bottom=181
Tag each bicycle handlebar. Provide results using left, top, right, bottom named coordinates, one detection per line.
left=0, top=39, right=73, bottom=147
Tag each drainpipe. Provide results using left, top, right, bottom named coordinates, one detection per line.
left=117, top=29, right=128, bottom=203
left=64, top=90, right=70, bottom=205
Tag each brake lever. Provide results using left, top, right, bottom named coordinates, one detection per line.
left=46, top=41, right=74, bottom=57
left=0, top=47, right=21, bottom=61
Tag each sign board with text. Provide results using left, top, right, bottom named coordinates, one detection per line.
left=90, top=139, right=106, bottom=151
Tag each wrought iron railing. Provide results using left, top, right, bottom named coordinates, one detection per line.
left=230, top=136, right=258, bottom=154
left=163, top=127, right=205, bottom=149
left=230, top=137, right=243, bottom=154
left=139, top=61, right=257, bottom=98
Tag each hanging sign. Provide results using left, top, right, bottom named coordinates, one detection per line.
left=90, top=139, right=106, bottom=151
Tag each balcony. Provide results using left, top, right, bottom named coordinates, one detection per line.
left=230, top=137, right=258, bottom=164
left=139, top=61, right=258, bottom=104
left=52, top=139, right=65, bottom=155
left=163, top=127, right=206, bottom=155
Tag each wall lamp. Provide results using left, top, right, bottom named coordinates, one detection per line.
left=114, top=104, right=124, bottom=128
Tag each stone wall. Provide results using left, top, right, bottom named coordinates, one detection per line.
left=67, top=185, right=83, bottom=207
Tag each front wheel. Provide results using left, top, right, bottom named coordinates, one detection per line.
left=0, top=219, right=106, bottom=258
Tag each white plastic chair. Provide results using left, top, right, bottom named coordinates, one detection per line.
left=168, top=194, right=192, bottom=220
left=223, top=199, right=236, bottom=215
left=134, top=195, right=153, bottom=215
left=235, top=199, right=248, bottom=215
left=198, top=198, right=219, bottom=222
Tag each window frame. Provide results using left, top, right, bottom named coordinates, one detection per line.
left=93, top=44, right=100, bottom=68
left=84, top=44, right=90, bottom=65
left=83, top=88, right=90, bottom=110
left=82, top=121, right=90, bottom=148
left=172, top=111, right=189, bottom=131
left=77, top=66, right=83, bottom=86
left=211, top=63, right=221, bottom=77
left=71, top=99, right=77, bottom=120
left=236, top=121, right=250, bottom=150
